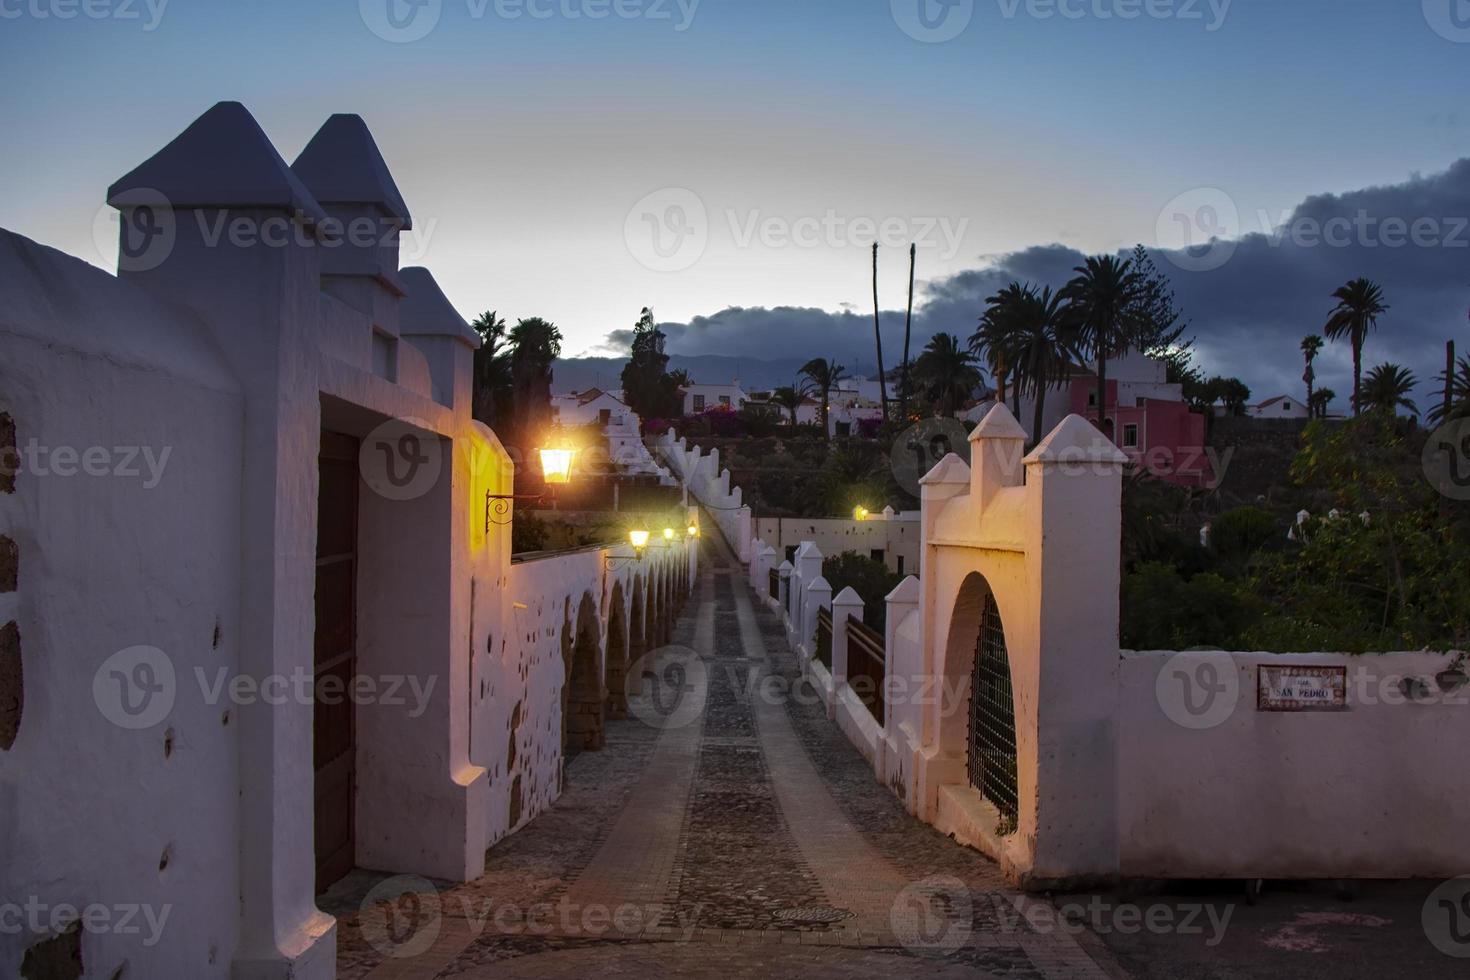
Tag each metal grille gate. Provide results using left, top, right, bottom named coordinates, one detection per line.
left=968, top=592, right=1018, bottom=826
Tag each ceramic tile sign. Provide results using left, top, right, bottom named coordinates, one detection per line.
left=1257, top=665, right=1348, bottom=712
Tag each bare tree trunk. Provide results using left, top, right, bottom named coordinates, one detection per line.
left=1032, top=382, right=1046, bottom=446
left=1096, top=349, right=1109, bottom=432
left=1446, top=340, right=1457, bottom=421
left=1352, top=337, right=1362, bottom=417
left=872, top=243, right=890, bottom=424
left=900, top=243, right=915, bottom=423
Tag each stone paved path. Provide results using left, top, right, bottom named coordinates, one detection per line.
left=324, top=532, right=1119, bottom=979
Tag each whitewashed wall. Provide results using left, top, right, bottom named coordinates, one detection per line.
left=658, top=433, right=751, bottom=562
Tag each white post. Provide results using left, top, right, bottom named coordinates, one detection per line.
left=830, top=586, right=864, bottom=721
left=792, top=541, right=823, bottom=638
left=803, top=575, right=832, bottom=662
left=777, top=560, right=793, bottom=622
left=883, top=576, right=920, bottom=739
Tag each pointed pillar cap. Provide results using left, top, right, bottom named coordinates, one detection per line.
left=108, top=102, right=326, bottom=224
left=399, top=267, right=480, bottom=348
left=968, top=402, right=1028, bottom=443
left=291, top=114, right=412, bottom=228
left=1024, top=414, right=1129, bottom=466
left=918, top=452, right=971, bottom=486
left=885, top=575, right=921, bottom=604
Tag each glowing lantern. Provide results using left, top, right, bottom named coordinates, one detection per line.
left=854, top=506, right=871, bottom=522
left=663, top=527, right=676, bottom=542
left=539, top=447, right=576, bottom=485
left=687, top=524, right=700, bottom=538
left=629, top=528, right=650, bottom=551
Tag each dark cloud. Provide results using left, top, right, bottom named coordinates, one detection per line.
left=593, top=160, right=1470, bottom=411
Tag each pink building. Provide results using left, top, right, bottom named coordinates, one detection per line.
left=1066, top=350, right=1214, bottom=487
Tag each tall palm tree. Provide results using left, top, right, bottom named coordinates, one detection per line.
left=507, top=317, right=563, bottom=442
left=1005, top=285, right=1077, bottom=444
left=912, top=333, right=983, bottom=417
left=1323, top=278, right=1389, bottom=417
left=800, top=358, right=849, bottom=440
left=1062, top=254, right=1143, bottom=434
left=972, top=283, right=1026, bottom=410
left=470, top=310, right=510, bottom=427
left=1361, top=363, right=1419, bottom=418
left=871, top=243, right=891, bottom=423
left=900, top=243, right=916, bottom=423
left=1300, top=334, right=1324, bottom=412
left=771, top=385, right=805, bottom=427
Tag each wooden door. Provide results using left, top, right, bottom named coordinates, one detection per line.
left=314, top=431, right=359, bottom=891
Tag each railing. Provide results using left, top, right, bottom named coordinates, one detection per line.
left=815, top=607, right=832, bottom=670
left=769, top=567, right=780, bottom=600
left=845, top=616, right=886, bottom=727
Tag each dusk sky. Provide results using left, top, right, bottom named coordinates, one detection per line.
left=3, top=0, right=1467, bottom=406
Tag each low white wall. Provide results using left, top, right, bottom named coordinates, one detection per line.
left=755, top=516, right=919, bottom=576
left=658, top=433, right=751, bottom=561
left=1119, top=650, right=1468, bottom=879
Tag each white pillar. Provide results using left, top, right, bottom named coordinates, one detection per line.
left=803, top=575, right=832, bottom=662
left=830, top=586, right=864, bottom=721
left=777, top=560, right=793, bottom=621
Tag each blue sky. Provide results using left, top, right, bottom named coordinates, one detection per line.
left=2, top=0, right=1467, bottom=401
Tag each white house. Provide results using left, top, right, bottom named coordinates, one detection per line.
left=0, top=102, right=695, bottom=980
left=680, top=382, right=746, bottom=416
left=551, top=388, right=631, bottom=428
left=1250, top=394, right=1311, bottom=419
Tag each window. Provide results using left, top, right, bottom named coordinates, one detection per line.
left=1123, top=423, right=1139, bottom=448
left=1088, top=392, right=1097, bottom=408
left=897, top=555, right=905, bottom=576
left=870, top=549, right=885, bottom=564
left=835, top=422, right=851, bottom=437
left=598, top=409, right=611, bottom=425
left=719, top=395, right=731, bottom=406
left=1283, top=403, right=1291, bottom=414
left=693, top=394, right=706, bottom=412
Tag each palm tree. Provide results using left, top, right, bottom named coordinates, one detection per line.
left=1323, top=278, right=1389, bottom=417
left=912, top=333, right=983, bottom=417
left=972, top=283, right=1026, bottom=410
left=1428, top=355, right=1470, bottom=426
left=1361, top=363, right=1419, bottom=418
left=1309, top=388, right=1336, bottom=419
left=1300, top=335, right=1324, bottom=412
left=771, top=385, right=805, bottom=427
left=1062, top=254, right=1143, bottom=434
left=470, top=310, right=510, bottom=427
left=871, top=243, right=891, bottom=423
left=507, top=317, right=563, bottom=442
left=900, top=243, right=917, bottom=423
left=1004, top=285, right=1077, bottom=444
left=800, top=358, right=849, bottom=439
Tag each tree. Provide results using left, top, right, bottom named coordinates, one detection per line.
left=972, top=283, right=1025, bottom=409
left=771, top=385, right=805, bottom=427
left=507, top=317, right=563, bottom=447
left=1126, top=245, right=1192, bottom=359
left=1220, top=378, right=1253, bottom=416
left=1429, top=355, right=1470, bottom=426
left=984, top=283, right=1077, bottom=444
left=1309, top=387, right=1336, bottom=419
left=900, top=243, right=917, bottom=423
left=912, top=333, right=983, bottom=417
left=620, top=308, right=680, bottom=422
left=1300, top=334, right=1324, bottom=412
left=1062, top=254, right=1143, bottom=432
left=871, top=243, right=891, bottom=422
left=470, top=310, right=511, bottom=428
left=1323, top=278, right=1389, bottom=417
left=800, top=358, right=848, bottom=440
left=1361, top=363, right=1419, bottom=418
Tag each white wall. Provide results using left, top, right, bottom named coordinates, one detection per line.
left=755, top=516, right=920, bottom=576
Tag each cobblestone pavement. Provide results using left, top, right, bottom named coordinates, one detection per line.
left=325, top=534, right=1118, bottom=979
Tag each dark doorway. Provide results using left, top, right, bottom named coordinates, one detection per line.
left=314, top=430, right=360, bottom=891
